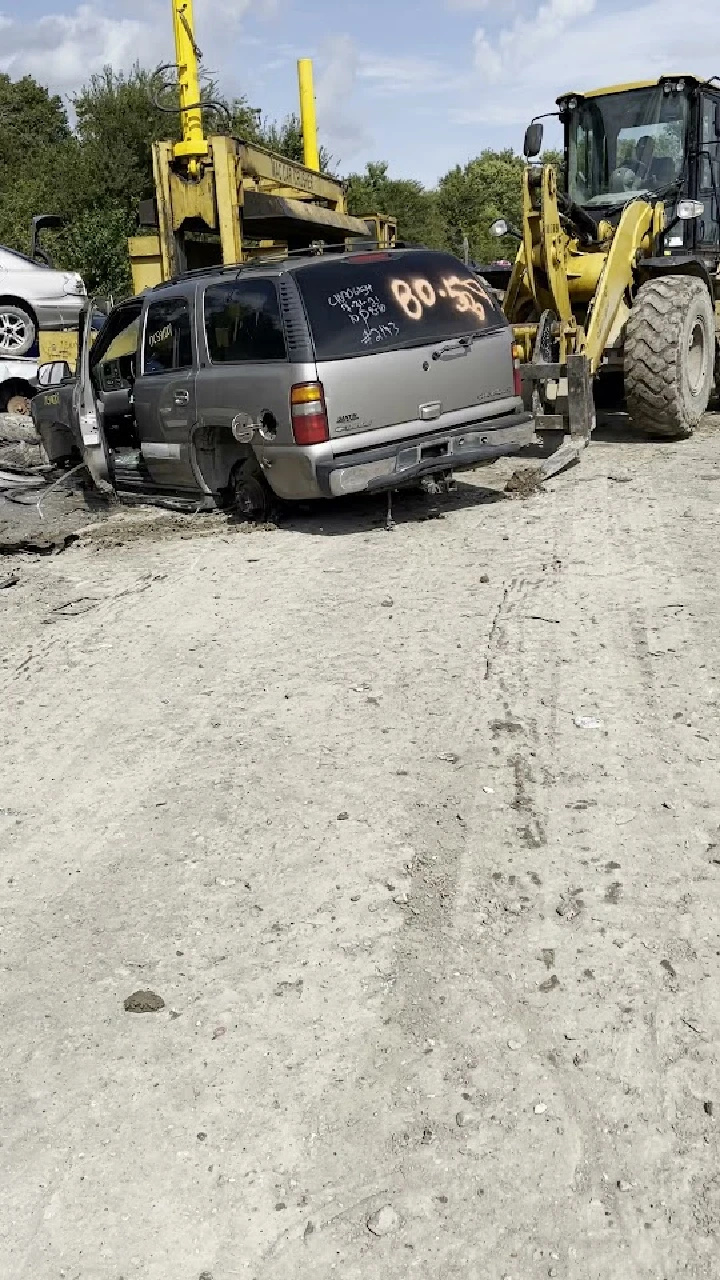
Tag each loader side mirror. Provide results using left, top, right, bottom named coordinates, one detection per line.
left=714, top=101, right=720, bottom=138
left=523, top=121, right=544, bottom=158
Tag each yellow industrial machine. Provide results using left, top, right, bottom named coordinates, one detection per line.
left=492, top=75, right=720, bottom=453
left=129, top=0, right=394, bottom=292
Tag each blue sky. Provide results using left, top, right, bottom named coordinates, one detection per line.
left=2, top=0, right=719, bottom=185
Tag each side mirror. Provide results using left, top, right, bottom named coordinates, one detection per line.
left=523, top=120, right=544, bottom=158
left=29, top=213, right=64, bottom=266
left=714, top=101, right=720, bottom=139
left=37, top=361, right=72, bottom=388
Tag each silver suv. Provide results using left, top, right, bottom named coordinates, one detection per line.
left=32, top=247, right=534, bottom=515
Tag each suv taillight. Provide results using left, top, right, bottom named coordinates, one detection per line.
left=512, top=343, right=523, bottom=398
left=291, top=382, right=329, bottom=445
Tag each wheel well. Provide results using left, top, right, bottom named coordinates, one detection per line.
left=0, top=295, right=38, bottom=326
left=634, top=257, right=714, bottom=300
left=0, top=377, right=36, bottom=413
left=191, top=424, right=250, bottom=495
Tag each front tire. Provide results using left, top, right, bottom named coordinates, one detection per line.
left=624, top=276, right=715, bottom=439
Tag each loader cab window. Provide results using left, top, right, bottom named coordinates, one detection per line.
left=90, top=302, right=142, bottom=394
left=142, top=297, right=193, bottom=375
left=698, top=97, right=720, bottom=249
left=566, top=84, right=688, bottom=209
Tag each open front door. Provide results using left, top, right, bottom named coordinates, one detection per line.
left=71, top=299, right=113, bottom=493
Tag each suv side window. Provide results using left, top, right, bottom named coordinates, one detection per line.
left=204, top=280, right=287, bottom=363
left=143, top=297, right=193, bottom=375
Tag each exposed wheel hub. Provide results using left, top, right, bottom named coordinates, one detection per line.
left=686, top=319, right=707, bottom=395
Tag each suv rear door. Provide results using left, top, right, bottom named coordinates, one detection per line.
left=133, top=291, right=198, bottom=490
left=292, top=250, right=515, bottom=439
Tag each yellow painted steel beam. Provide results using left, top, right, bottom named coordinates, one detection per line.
left=297, top=58, right=320, bottom=172
left=171, top=0, right=209, bottom=170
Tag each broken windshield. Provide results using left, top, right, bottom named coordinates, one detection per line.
left=566, top=84, right=688, bottom=208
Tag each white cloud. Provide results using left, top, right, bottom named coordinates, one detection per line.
left=315, top=34, right=371, bottom=159
left=0, top=3, right=164, bottom=94
left=456, top=0, right=720, bottom=129
left=0, top=0, right=271, bottom=100
left=358, top=52, right=458, bottom=96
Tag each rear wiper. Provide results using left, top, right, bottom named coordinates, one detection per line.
left=432, top=331, right=484, bottom=361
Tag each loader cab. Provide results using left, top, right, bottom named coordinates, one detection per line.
left=556, top=76, right=720, bottom=269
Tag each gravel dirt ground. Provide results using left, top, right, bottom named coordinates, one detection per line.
left=2, top=419, right=720, bottom=1280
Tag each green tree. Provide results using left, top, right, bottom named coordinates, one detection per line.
left=0, top=74, right=74, bottom=254
left=345, top=161, right=440, bottom=245
left=437, top=149, right=524, bottom=263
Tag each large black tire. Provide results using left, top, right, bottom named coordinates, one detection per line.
left=624, top=276, right=715, bottom=439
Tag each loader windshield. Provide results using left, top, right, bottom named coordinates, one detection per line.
left=566, top=84, right=688, bottom=209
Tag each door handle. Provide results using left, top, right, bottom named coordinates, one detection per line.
left=173, top=389, right=189, bottom=405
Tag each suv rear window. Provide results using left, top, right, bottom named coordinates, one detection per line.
left=293, top=250, right=505, bottom=361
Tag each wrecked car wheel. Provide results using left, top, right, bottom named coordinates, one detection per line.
left=5, top=392, right=32, bottom=416
left=0, top=303, right=37, bottom=357
left=228, top=456, right=276, bottom=522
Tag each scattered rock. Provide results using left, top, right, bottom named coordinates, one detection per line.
left=660, top=958, right=677, bottom=983
left=507, top=1039, right=522, bottom=1051
left=437, top=751, right=460, bottom=764
left=350, top=893, right=361, bottom=903
left=608, top=470, right=632, bottom=484
left=393, top=892, right=409, bottom=906
left=539, top=975, right=560, bottom=993
left=605, top=881, right=623, bottom=903
left=197, top=1131, right=207, bottom=1142
left=123, top=989, right=165, bottom=1013
left=534, top=1103, right=547, bottom=1115
left=337, top=811, right=349, bottom=821
left=704, top=1100, right=714, bottom=1117
left=455, top=1111, right=468, bottom=1128
left=541, top=948, right=556, bottom=969
left=367, top=1204, right=399, bottom=1236
left=199, top=1272, right=214, bottom=1280
left=556, top=889, right=585, bottom=920
left=212, top=1026, right=226, bottom=1039
left=0, top=571, right=19, bottom=589
left=616, top=1180, right=632, bottom=1193
left=381, top=597, right=394, bottom=607
left=303, top=1220, right=315, bottom=1242
left=506, top=467, right=543, bottom=497
left=574, top=715, right=604, bottom=730
left=274, top=978, right=304, bottom=997
left=479, top=573, right=490, bottom=584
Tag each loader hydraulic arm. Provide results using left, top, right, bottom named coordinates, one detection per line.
left=504, top=161, right=661, bottom=375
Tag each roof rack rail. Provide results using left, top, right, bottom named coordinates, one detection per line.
left=157, top=239, right=412, bottom=288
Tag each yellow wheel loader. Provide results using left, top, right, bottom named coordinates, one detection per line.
left=491, top=76, right=720, bottom=462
